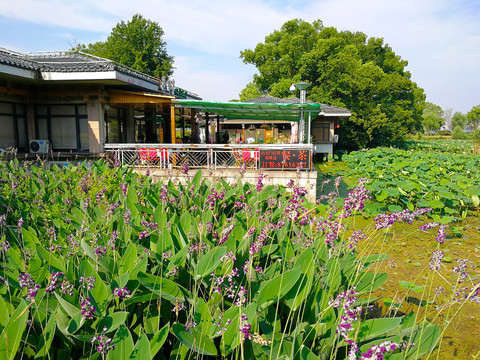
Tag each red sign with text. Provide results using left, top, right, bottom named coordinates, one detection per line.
left=259, top=149, right=310, bottom=170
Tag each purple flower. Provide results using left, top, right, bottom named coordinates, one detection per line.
left=429, top=250, right=443, bottom=271
left=420, top=222, right=439, bottom=231
left=91, top=334, right=115, bottom=355
left=46, top=272, right=63, bottom=293
left=80, top=296, right=96, bottom=319
left=80, top=275, right=96, bottom=290
left=359, top=341, right=402, bottom=360
left=185, top=321, right=197, bottom=334
left=234, top=286, right=247, bottom=307
left=60, top=279, right=74, bottom=296
left=343, top=178, right=371, bottom=217
left=112, top=286, right=131, bottom=299
left=453, top=259, right=473, bottom=283
left=181, top=160, right=189, bottom=175
left=239, top=314, right=252, bottom=340
left=0, top=239, right=10, bottom=253
left=120, top=183, right=128, bottom=196
left=219, top=224, right=234, bottom=245
left=94, top=245, right=107, bottom=257
left=436, top=224, right=447, bottom=244
left=256, top=173, right=266, bottom=192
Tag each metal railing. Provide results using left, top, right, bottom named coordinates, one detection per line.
left=104, top=143, right=313, bottom=171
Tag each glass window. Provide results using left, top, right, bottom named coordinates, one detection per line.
left=37, top=117, right=49, bottom=140
left=17, top=117, right=27, bottom=151
left=0, top=115, right=15, bottom=148
left=79, top=118, right=89, bottom=151
left=312, top=122, right=330, bottom=142
left=51, top=117, right=76, bottom=149
left=78, top=104, right=87, bottom=116
left=50, top=105, right=75, bottom=116
left=0, top=102, right=12, bottom=113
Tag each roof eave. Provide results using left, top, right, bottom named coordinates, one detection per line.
left=39, top=70, right=160, bottom=92
left=0, top=63, right=37, bottom=80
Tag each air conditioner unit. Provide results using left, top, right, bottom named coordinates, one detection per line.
left=29, top=140, right=50, bottom=154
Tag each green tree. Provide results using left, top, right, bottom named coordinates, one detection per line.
left=451, top=125, right=467, bottom=139
left=239, top=82, right=262, bottom=101
left=240, top=19, right=425, bottom=150
left=76, top=14, right=173, bottom=77
left=451, top=112, right=467, bottom=131
left=422, top=102, right=444, bottom=133
left=467, top=105, right=480, bottom=131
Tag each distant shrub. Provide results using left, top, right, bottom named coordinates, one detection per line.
left=451, top=126, right=467, bottom=140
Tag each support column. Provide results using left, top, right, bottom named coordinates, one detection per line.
left=170, top=104, right=176, bottom=144
left=87, top=99, right=104, bottom=153
left=205, top=112, right=210, bottom=144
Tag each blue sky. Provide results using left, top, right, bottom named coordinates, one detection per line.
left=1, top=0, right=479, bottom=114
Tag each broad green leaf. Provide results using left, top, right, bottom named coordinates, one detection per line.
left=256, top=267, right=301, bottom=311
left=106, top=325, right=134, bottom=360
left=376, top=189, right=388, bottom=202
left=80, top=239, right=114, bottom=273
left=79, top=260, right=109, bottom=314
left=96, top=312, right=128, bottom=333
left=54, top=293, right=80, bottom=318
left=428, top=199, right=445, bottom=209
left=137, top=271, right=185, bottom=302
left=399, top=280, right=424, bottom=293
left=194, top=246, right=227, bottom=280
left=472, top=195, right=480, bottom=207
left=0, top=300, right=29, bottom=360
left=172, top=323, right=218, bottom=356
left=129, top=332, right=151, bottom=360
left=404, top=324, right=440, bottom=360
left=36, top=244, right=65, bottom=272
left=35, top=312, right=57, bottom=359
left=150, top=323, right=170, bottom=358
left=356, top=272, right=388, bottom=295
left=285, top=249, right=315, bottom=311
left=353, top=317, right=402, bottom=342
left=67, top=312, right=85, bottom=334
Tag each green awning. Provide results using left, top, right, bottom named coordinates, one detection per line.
left=175, top=100, right=321, bottom=122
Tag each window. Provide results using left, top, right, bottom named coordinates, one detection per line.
left=0, top=101, right=28, bottom=151
left=105, top=107, right=126, bottom=143
left=312, top=122, right=330, bottom=142
left=35, top=104, right=89, bottom=151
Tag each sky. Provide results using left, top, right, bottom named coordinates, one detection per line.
left=1, top=0, right=479, bottom=114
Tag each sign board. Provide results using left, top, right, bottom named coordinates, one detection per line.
left=259, top=149, right=311, bottom=170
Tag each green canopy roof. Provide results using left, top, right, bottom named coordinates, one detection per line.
left=175, top=100, right=322, bottom=122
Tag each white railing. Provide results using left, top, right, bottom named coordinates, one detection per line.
left=104, top=143, right=313, bottom=171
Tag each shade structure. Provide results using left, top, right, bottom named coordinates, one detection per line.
left=175, top=100, right=322, bottom=122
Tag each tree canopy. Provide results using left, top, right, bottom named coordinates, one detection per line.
left=76, top=14, right=174, bottom=78
left=467, top=105, right=480, bottom=131
left=422, top=102, right=444, bottom=132
left=451, top=112, right=467, bottom=131
left=240, top=19, right=425, bottom=150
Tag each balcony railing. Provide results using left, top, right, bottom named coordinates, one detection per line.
left=104, top=143, right=313, bottom=171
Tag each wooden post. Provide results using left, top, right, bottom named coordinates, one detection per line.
left=170, top=104, right=176, bottom=144
left=191, top=109, right=196, bottom=143
left=205, top=112, right=210, bottom=144
left=181, top=107, right=185, bottom=142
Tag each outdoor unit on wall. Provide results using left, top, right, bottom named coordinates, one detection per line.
left=29, top=140, right=50, bottom=154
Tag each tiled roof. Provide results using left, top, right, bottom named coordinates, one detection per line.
left=0, top=47, right=159, bottom=86
left=245, top=95, right=351, bottom=116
